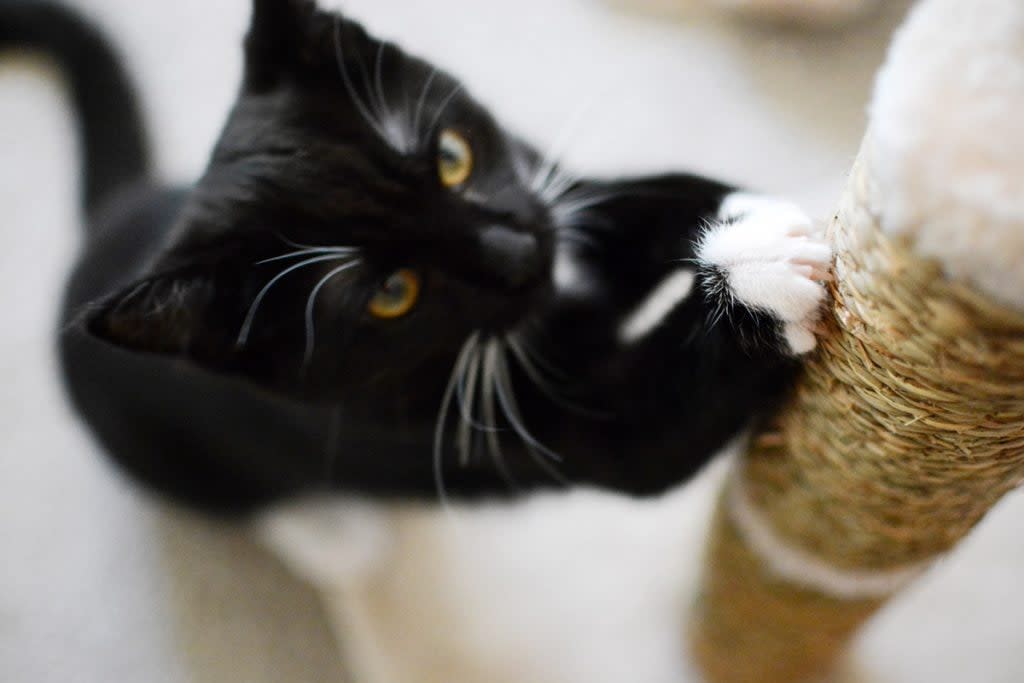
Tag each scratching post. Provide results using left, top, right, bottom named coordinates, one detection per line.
left=691, top=0, right=1024, bottom=680
left=708, top=0, right=880, bottom=27
left=620, top=0, right=881, bottom=27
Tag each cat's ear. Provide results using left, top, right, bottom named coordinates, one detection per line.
left=244, top=0, right=313, bottom=89
left=244, top=0, right=384, bottom=91
left=81, top=268, right=237, bottom=362
left=244, top=0, right=377, bottom=90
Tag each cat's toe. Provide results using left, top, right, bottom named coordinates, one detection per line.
left=697, top=197, right=833, bottom=354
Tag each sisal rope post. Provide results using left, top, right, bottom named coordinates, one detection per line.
left=690, top=0, right=1024, bottom=680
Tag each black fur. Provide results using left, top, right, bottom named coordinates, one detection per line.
left=0, top=0, right=148, bottom=215
left=4, top=1, right=801, bottom=515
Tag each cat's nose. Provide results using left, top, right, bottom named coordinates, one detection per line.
left=477, top=224, right=544, bottom=289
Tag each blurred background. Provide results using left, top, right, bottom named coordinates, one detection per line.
left=2, top=0, right=1023, bottom=681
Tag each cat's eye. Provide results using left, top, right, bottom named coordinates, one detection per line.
left=368, top=269, right=421, bottom=320
left=438, top=129, right=473, bottom=189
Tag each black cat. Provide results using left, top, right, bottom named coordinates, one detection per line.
left=2, top=0, right=830, bottom=516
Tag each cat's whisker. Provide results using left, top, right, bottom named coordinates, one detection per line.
left=481, top=344, right=502, bottom=470
left=257, top=247, right=357, bottom=266
left=491, top=341, right=563, bottom=466
left=352, top=30, right=389, bottom=130
left=559, top=211, right=615, bottom=232
left=509, top=331, right=566, bottom=380
left=491, top=345, right=569, bottom=486
left=456, top=341, right=482, bottom=466
left=507, top=335, right=609, bottom=419
left=411, top=67, right=439, bottom=143
left=426, top=83, right=464, bottom=138
left=333, top=17, right=391, bottom=146
left=456, top=341, right=501, bottom=443
left=533, top=161, right=574, bottom=204
left=534, top=70, right=633, bottom=203
left=556, top=228, right=599, bottom=249
left=557, top=185, right=629, bottom=205
left=237, top=253, right=353, bottom=347
left=554, top=185, right=676, bottom=227
left=433, top=354, right=462, bottom=513
left=482, top=340, right=520, bottom=490
left=551, top=189, right=631, bottom=248
left=372, top=41, right=415, bottom=153
left=275, top=234, right=360, bottom=252
left=530, top=97, right=600, bottom=202
left=552, top=193, right=625, bottom=221
left=303, top=259, right=362, bottom=364
left=507, top=335, right=567, bottom=384
left=374, top=42, right=391, bottom=126
left=540, top=168, right=580, bottom=205
left=433, top=334, right=481, bottom=510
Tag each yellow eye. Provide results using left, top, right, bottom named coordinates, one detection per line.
left=368, top=269, right=421, bottom=319
left=438, top=129, right=473, bottom=188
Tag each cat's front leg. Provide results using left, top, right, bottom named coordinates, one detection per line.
left=696, top=193, right=833, bottom=355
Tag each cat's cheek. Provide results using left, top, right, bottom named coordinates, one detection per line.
left=254, top=498, right=394, bottom=588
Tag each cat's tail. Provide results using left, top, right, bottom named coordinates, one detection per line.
left=0, top=1, right=150, bottom=216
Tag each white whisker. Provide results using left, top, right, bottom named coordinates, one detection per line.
left=374, top=42, right=391, bottom=124
left=434, top=334, right=480, bottom=512
left=553, top=193, right=623, bottom=219
left=303, top=259, right=362, bottom=364
left=540, top=167, right=580, bottom=205
left=352, top=32, right=386, bottom=123
left=532, top=72, right=631, bottom=203
left=456, top=342, right=482, bottom=465
left=556, top=228, right=599, bottom=249
left=257, top=247, right=357, bottom=265
left=237, top=253, right=351, bottom=347
left=371, top=41, right=413, bottom=152
left=426, top=84, right=464, bottom=138
left=508, top=333, right=566, bottom=380
left=333, top=17, right=391, bottom=145
left=530, top=97, right=597, bottom=202
left=506, top=337, right=570, bottom=400
left=482, top=341, right=519, bottom=490
left=508, top=334, right=609, bottom=419
left=275, top=234, right=358, bottom=252
left=492, top=346, right=568, bottom=485
left=455, top=341, right=501, bottom=432
left=412, top=67, right=439, bottom=141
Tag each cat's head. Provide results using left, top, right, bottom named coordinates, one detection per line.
left=86, top=0, right=570, bottom=400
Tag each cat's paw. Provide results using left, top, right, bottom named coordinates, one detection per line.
left=697, top=194, right=832, bottom=355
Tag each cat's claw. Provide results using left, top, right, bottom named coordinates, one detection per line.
left=698, top=195, right=832, bottom=355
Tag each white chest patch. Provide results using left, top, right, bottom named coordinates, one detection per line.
left=256, top=497, right=393, bottom=586
left=254, top=457, right=731, bottom=683
left=618, top=268, right=697, bottom=344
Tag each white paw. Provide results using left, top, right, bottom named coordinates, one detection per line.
left=698, top=194, right=832, bottom=354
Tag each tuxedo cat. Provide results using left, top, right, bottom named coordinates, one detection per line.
left=3, top=1, right=829, bottom=674
left=3, top=0, right=827, bottom=509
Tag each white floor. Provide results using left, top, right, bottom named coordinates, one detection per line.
left=2, top=1, right=1024, bottom=681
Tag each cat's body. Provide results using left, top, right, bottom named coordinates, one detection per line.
left=3, top=1, right=830, bottom=679
left=63, top=177, right=812, bottom=512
